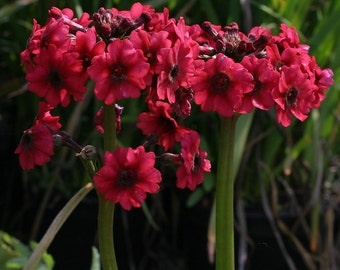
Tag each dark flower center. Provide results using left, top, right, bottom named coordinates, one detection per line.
left=111, top=65, right=126, bottom=81
left=211, top=73, right=230, bottom=92
left=169, top=64, right=179, bottom=82
left=253, top=80, right=262, bottom=93
left=192, top=153, right=201, bottom=173
left=286, top=88, right=298, bottom=107
left=48, top=69, right=63, bottom=89
left=21, top=130, right=33, bottom=149
left=117, top=168, right=138, bottom=188
left=145, top=50, right=156, bottom=64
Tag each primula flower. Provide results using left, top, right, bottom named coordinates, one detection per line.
left=130, top=29, right=172, bottom=85
left=176, top=131, right=211, bottom=190
left=137, top=101, right=189, bottom=151
left=273, top=65, right=317, bottom=127
left=72, top=27, right=106, bottom=70
left=87, top=39, right=150, bottom=105
left=15, top=124, right=55, bottom=170
left=238, top=55, right=280, bottom=113
left=93, top=146, right=162, bottom=210
left=155, top=40, right=195, bottom=103
left=26, top=44, right=87, bottom=107
left=191, top=53, right=253, bottom=117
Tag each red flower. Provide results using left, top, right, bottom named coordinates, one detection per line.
left=15, top=124, right=55, bottom=170
left=176, top=131, right=211, bottom=190
left=94, top=146, right=162, bottom=210
left=26, top=44, right=87, bottom=107
left=273, top=65, right=317, bottom=127
left=87, top=39, right=150, bottom=104
left=238, top=55, right=280, bottom=113
left=73, top=27, right=106, bottom=70
left=137, top=101, right=189, bottom=151
left=130, top=29, right=172, bottom=85
left=155, top=40, right=195, bottom=103
left=191, top=53, right=253, bottom=117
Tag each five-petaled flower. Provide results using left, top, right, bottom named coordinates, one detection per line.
left=88, top=38, right=150, bottom=105
left=93, top=146, right=162, bottom=210
left=191, top=53, right=253, bottom=117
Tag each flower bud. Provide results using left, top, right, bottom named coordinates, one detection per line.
left=79, top=145, right=97, bottom=161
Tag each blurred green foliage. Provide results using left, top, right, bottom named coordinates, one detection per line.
left=0, top=231, right=54, bottom=270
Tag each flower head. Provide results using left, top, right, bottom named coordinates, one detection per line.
left=273, top=65, right=317, bottom=127
left=176, top=131, right=211, bottom=190
left=15, top=124, right=55, bottom=170
left=137, top=101, right=189, bottom=151
left=238, top=55, right=280, bottom=113
left=155, top=40, right=195, bottom=103
left=191, top=53, right=253, bottom=117
left=88, top=38, right=150, bottom=105
left=94, top=146, right=162, bottom=210
left=26, top=44, right=87, bottom=107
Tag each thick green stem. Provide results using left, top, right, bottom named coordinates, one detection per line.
left=215, top=114, right=238, bottom=270
left=97, top=104, right=118, bottom=270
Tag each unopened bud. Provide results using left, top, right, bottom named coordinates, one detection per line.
left=79, top=145, right=97, bottom=161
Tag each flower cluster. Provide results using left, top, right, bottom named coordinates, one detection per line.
left=16, top=3, right=333, bottom=210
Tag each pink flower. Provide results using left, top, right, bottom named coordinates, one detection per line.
left=155, top=40, right=195, bottom=103
left=87, top=39, right=150, bottom=104
left=137, top=101, right=189, bottom=151
left=15, top=124, right=55, bottom=170
left=176, top=131, right=211, bottom=190
left=273, top=65, right=317, bottom=127
left=238, top=55, right=280, bottom=113
left=191, top=53, right=253, bottom=117
left=72, top=27, right=106, bottom=70
left=130, top=29, right=172, bottom=85
left=94, top=146, right=162, bottom=210
left=26, top=44, right=87, bottom=107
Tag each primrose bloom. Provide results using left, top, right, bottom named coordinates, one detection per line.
left=88, top=38, right=150, bottom=105
left=94, top=146, right=162, bottom=210
left=176, top=131, right=211, bottom=190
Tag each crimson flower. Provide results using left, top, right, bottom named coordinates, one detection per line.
left=93, top=146, right=162, bottom=210
left=137, top=101, right=189, bottom=151
left=155, top=40, right=195, bottom=103
left=26, top=44, right=87, bottom=107
left=87, top=39, right=149, bottom=105
left=130, top=29, right=172, bottom=85
left=15, top=124, right=55, bottom=170
left=273, top=65, right=317, bottom=127
left=238, top=55, right=280, bottom=113
left=72, top=27, right=106, bottom=70
left=176, top=131, right=211, bottom=190
left=191, top=53, right=253, bottom=117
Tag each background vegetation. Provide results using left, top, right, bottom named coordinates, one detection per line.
left=0, top=0, right=339, bottom=269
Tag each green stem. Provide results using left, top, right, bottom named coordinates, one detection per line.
left=215, top=114, right=238, bottom=270
left=97, top=104, right=118, bottom=270
left=24, top=182, right=94, bottom=270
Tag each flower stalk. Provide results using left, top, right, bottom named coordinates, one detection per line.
left=215, top=114, right=238, bottom=270
left=97, top=104, right=118, bottom=270
left=23, top=182, right=94, bottom=270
